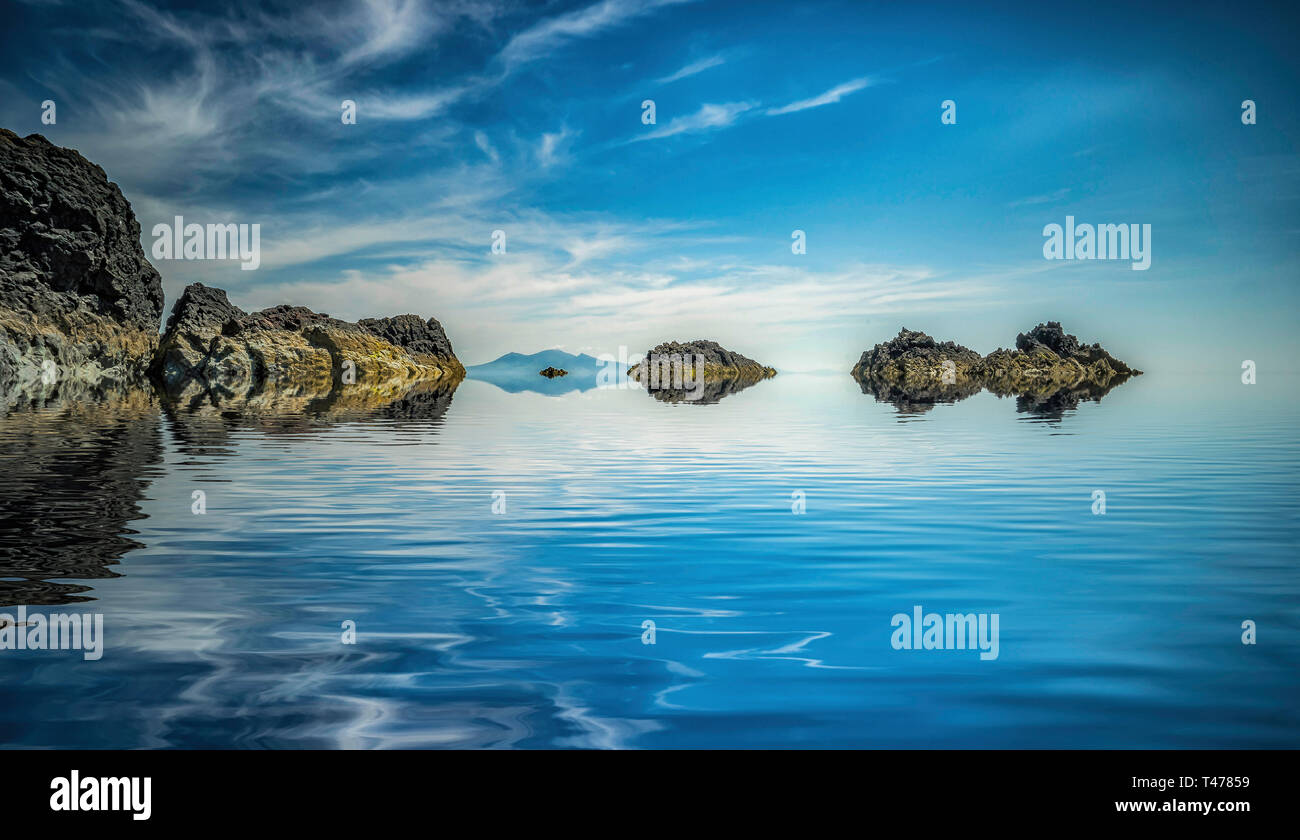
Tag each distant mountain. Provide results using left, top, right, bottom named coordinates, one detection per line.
left=467, top=350, right=604, bottom=395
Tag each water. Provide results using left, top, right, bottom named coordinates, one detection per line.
left=1, top=370, right=1296, bottom=748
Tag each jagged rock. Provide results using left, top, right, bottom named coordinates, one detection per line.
left=851, top=322, right=1141, bottom=417
left=152, top=283, right=247, bottom=388
left=625, top=340, right=776, bottom=404
left=850, top=328, right=982, bottom=384
left=0, top=129, right=164, bottom=393
left=358, top=314, right=459, bottom=362
left=974, top=321, right=1140, bottom=392
left=628, top=339, right=776, bottom=381
left=155, top=282, right=465, bottom=402
left=539, top=366, right=567, bottom=378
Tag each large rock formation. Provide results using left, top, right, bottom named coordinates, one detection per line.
left=0, top=130, right=164, bottom=393
left=154, top=282, right=465, bottom=406
left=852, top=323, right=1141, bottom=416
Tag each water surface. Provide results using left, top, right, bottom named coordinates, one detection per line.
left=0, top=371, right=1296, bottom=748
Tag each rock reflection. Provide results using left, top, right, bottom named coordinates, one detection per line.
left=854, top=375, right=983, bottom=416
left=0, top=375, right=461, bottom=606
left=163, top=375, right=461, bottom=450
left=643, top=370, right=774, bottom=405
left=0, top=387, right=163, bottom=607
left=989, top=374, right=1135, bottom=422
left=856, top=371, right=1133, bottom=422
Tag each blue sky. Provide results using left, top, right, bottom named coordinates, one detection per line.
left=2, top=0, right=1297, bottom=370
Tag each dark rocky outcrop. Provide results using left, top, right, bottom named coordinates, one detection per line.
left=0, top=130, right=164, bottom=394
left=629, top=340, right=775, bottom=381
left=974, top=321, right=1140, bottom=394
left=852, top=323, right=1141, bottom=417
left=627, top=339, right=776, bottom=404
left=153, top=282, right=465, bottom=407
left=850, top=328, right=982, bottom=384
left=539, top=366, right=567, bottom=378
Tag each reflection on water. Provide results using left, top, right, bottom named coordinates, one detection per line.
left=857, top=372, right=1135, bottom=423
left=0, top=372, right=1297, bottom=748
left=988, top=374, right=1136, bottom=423
left=468, top=368, right=601, bottom=396
left=0, top=390, right=162, bottom=607
left=643, top=370, right=774, bottom=404
left=855, top=376, right=984, bottom=417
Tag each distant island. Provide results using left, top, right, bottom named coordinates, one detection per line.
left=539, top=366, right=567, bottom=378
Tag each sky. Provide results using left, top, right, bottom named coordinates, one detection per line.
left=1, top=0, right=1297, bottom=371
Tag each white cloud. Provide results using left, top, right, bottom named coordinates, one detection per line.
left=340, top=0, right=444, bottom=66
left=537, top=127, right=576, bottom=168
left=766, top=77, right=874, bottom=116
left=498, top=0, right=696, bottom=70
left=631, top=101, right=756, bottom=142
left=656, top=54, right=725, bottom=84
left=474, top=130, right=500, bottom=163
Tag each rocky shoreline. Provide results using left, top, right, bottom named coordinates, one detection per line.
left=0, top=130, right=464, bottom=408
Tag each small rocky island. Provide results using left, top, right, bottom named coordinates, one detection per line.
left=0, top=129, right=465, bottom=412
left=627, top=339, right=776, bottom=404
left=539, top=366, right=567, bottom=378
left=852, top=323, right=1141, bottom=418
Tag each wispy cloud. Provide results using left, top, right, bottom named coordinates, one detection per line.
left=537, top=126, right=577, bottom=168
left=631, top=101, right=756, bottom=142
left=766, top=77, right=874, bottom=116
left=497, top=0, right=696, bottom=71
left=474, top=130, right=500, bottom=163
left=656, top=54, right=725, bottom=84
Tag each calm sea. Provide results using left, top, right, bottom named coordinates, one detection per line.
left=1, top=369, right=1296, bottom=748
